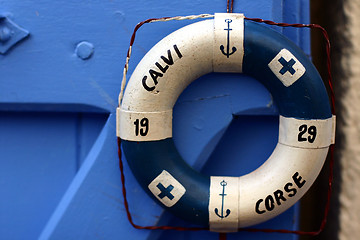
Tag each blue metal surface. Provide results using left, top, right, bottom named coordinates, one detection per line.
left=0, top=0, right=310, bottom=239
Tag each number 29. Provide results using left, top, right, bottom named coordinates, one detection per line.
left=298, top=124, right=317, bottom=143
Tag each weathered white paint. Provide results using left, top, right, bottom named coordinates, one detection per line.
left=117, top=108, right=172, bottom=141
left=209, top=177, right=239, bottom=232
left=238, top=144, right=329, bottom=227
left=120, top=15, right=244, bottom=114
left=278, top=115, right=335, bottom=149
left=213, top=13, right=244, bottom=72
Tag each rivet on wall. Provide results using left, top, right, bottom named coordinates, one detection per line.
left=75, top=41, right=94, bottom=60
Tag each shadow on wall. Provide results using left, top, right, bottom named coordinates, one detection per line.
left=300, top=1, right=348, bottom=240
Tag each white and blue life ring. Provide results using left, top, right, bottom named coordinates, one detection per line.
left=116, top=13, right=336, bottom=232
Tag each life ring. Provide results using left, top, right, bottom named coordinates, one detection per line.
left=117, top=13, right=336, bottom=232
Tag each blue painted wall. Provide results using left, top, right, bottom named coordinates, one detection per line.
left=0, top=0, right=310, bottom=239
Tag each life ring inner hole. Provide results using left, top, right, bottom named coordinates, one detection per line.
left=172, top=72, right=279, bottom=177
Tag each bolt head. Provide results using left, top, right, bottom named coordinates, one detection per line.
left=75, top=41, right=94, bottom=60
left=0, top=26, right=11, bottom=43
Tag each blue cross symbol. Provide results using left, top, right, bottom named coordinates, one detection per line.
left=157, top=183, right=175, bottom=200
left=278, top=57, right=296, bottom=75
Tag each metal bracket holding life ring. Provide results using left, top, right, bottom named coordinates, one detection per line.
left=116, top=13, right=336, bottom=232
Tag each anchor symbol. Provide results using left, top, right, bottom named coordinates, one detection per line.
left=214, top=180, right=231, bottom=219
left=220, top=19, right=237, bottom=58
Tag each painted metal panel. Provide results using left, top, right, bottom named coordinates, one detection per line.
left=0, top=0, right=310, bottom=239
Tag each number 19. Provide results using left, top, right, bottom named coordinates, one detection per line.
left=134, top=118, right=149, bottom=136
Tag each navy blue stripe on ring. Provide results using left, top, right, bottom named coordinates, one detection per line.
left=243, top=20, right=332, bottom=120
left=122, top=139, right=210, bottom=226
